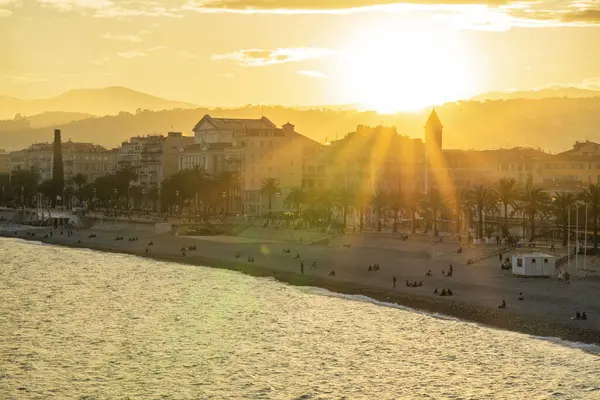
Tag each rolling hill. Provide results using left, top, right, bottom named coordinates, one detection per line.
left=0, top=87, right=197, bottom=120
left=1, top=97, right=600, bottom=153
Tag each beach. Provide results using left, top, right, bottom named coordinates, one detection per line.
left=2, top=222, right=599, bottom=345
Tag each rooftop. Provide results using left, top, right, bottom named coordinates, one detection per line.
left=193, top=114, right=277, bottom=132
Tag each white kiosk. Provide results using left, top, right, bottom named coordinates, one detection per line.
left=512, top=252, right=556, bottom=277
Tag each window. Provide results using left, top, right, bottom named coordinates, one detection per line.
left=532, top=258, right=536, bottom=263
left=517, top=258, right=523, bottom=267
left=544, top=259, right=548, bottom=264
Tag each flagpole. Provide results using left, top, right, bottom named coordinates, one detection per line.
left=584, top=203, right=588, bottom=271
left=567, top=205, right=571, bottom=272
left=576, top=204, right=579, bottom=273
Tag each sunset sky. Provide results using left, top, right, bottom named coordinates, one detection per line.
left=2, top=0, right=600, bottom=112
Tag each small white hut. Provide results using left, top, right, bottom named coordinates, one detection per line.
left=512, top=252, right=556, bottom=277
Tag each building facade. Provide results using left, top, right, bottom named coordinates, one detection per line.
left=119, top=132, right=194, bottom=189
left=181, top=115, right=319, bottom=215
left=10, top=140, right=117, bottom=184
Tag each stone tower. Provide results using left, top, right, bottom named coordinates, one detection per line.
left=423, top=109, right=443, bottom=194
left=52, top=129, right=64, bottom=197
left=425, top=108, right=443, bottom=151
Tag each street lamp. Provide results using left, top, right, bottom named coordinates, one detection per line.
left=176, top=190, right=180, bottom=215
left=114, top=188, right=118, bottom=209
left=221, top=191, right=227, bottom=215
left=157, top=188, right=161, bottom=213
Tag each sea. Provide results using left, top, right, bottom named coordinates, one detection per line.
left=1, top=238, right=599, bottom=399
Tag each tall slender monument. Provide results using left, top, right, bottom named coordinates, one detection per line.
left=52, top=129, right=64, bottom=203
left=424, top=109, right=443, bottom=193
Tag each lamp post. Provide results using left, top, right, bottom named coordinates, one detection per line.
left=93, top=187, right=96, bottom=211
left=176, top=190, right=180, bottom=216
left=157, top=188, right=161, bottom=214
left=221, top=191, right=227, bottom=215
left=114, top=188, right=117, bottom=209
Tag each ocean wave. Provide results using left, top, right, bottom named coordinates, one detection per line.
left=296, top=286, right=460, bottom=322
left=297, top=285, right=600, bottom=356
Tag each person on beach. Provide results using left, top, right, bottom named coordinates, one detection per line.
left=294, top=253, right=300, bottom=259
left=499, top=252, right=503, bottom=261
left=574, top=311, right=581, bottom=320
left=434, top=288, right=438, bottom=295
left=329, top=269, right=335, bottom=277
left=447, top=289, right=453, bottom=296
left=426, top=270, right=433, bottom=276
left=300, top=261, right=304, bottom=275
left=145, top=248, right=149, bottom=256
left=518, top=293, right=524, bottom=301
left=581, top=312, right=587, bottom=320
left=392, top=276, right=397, bottom=288
left=312, top=261, right=316, bottom=270
left=368, top=265, right=373, bottom=272
left=498, top=300, right=507, bottom=309
left=440, top=289, right=447, bottom=296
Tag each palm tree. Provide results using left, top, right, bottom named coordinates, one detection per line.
left=388, top=190, right=403, bottom=233
left=552, top=191, right=576, bottom=247
left=404, top=191, right=422, bottom=234
left=518, top=184, right=551, bottom=241
left=452, top=188, right=469, bottom=234
left=335, top=187, right=355, bottom=227
left=371, top=190, right=388, bottom=231
left=494, top=178, right=519, bottom=237
left=260, top=177, right=280, bottom=213
left=420, top=189, right=445, bottom=236
left=284, top=187, right=305, bottom=216
left=468, top=184, right=497, bottom=240
left=71, top=173, right=87, bottom=203
left=580, top=184, right=600, bottom=249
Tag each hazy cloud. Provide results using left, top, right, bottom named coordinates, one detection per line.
left=0, top=0, right=21, bottom=16
left=182, top=0, right=600, bottom=26
left=102, top=32, right=145, bottom=42
left=0, top=72, right=50, bottom=83
left=117, top=50, right=147, bottom=59
left=177, top=50, right=199, bottom=59
left=296, top=70, right=327, bottom=78
left=212, top=48, right=339, bottom=67
left=36, top=0, right=182, bottom=18
left=184, top=0, right=511, bottom=13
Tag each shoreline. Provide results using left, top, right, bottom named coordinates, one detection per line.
left=3, top=230, right=600, bottom=347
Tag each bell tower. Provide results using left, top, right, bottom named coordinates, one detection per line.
left=425, top=108, right=443, bottom=151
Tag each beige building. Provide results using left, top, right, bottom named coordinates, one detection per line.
left=0, top=149, right=10, bottom=176
left=326, top=125, right=426, bottom=196
left=182, top=115, right=319, bottom=215
left=119, top=132, right=193, bottom=188
left=11, top=140, right=117, bottom=184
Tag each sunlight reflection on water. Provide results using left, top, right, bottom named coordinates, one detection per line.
left=1, top=239, right=599, bottom=399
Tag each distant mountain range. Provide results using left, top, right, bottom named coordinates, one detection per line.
left=471, top=86, right=600, bottom=101
left=1, top=97, right=600, bottom=153
left=0, top=86, right=197, bottom=120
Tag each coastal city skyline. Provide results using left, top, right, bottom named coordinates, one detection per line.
left=2, top=1, right=600, bottom=398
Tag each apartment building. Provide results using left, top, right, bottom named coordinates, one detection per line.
left=10, top=140, right=117, bottom=183
left=182, top=115, right=319, bottom=215
left=119, top=132, right=193, bottom=188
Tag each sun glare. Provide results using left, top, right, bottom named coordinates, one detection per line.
left=338, top=24, right=479, bottom=113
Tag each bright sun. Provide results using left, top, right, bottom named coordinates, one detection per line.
left=338, top=24, right=479, bottom=113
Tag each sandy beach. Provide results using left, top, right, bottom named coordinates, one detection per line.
left=2, top=223, right=599, bottom=345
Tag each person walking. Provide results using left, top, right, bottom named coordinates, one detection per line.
left=300, top=261, right=304, bottom=275
left=392, top=276, right=397, bottom=288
